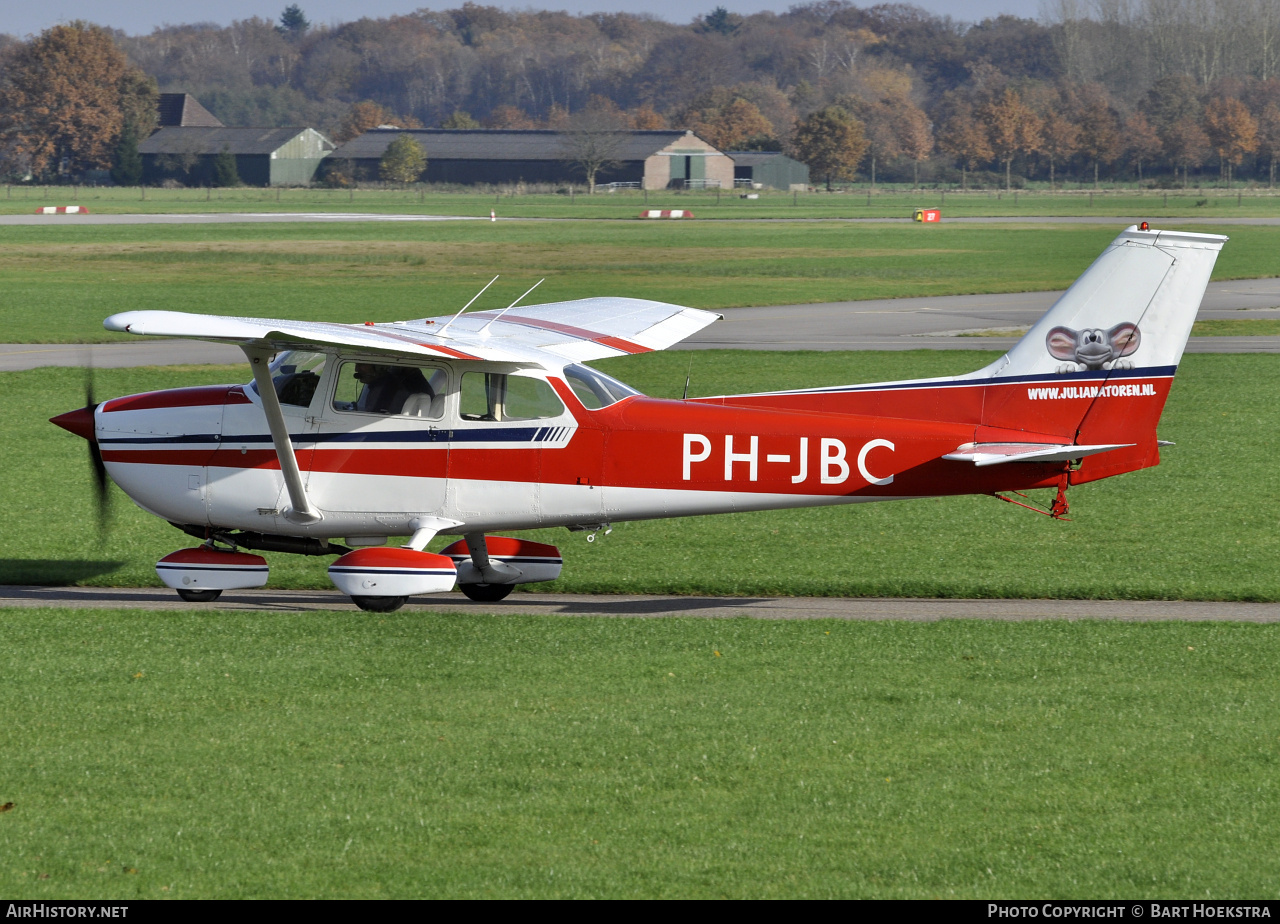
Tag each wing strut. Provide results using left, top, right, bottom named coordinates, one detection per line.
left=244, top=347, right=320, bottom=524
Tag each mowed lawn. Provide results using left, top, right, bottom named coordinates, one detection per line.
left=3, top=183, right=1280, bottom=220
left=2, top=221, right=1278, bottom=343
left=5, top=216, right=1280, bottom=898
left=1, top=609, right=1278, bottom=898
left=6, top=349, right=1279, bottom=600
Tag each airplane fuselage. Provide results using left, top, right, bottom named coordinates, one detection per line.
left=92, top=354, right=1166, bottom=542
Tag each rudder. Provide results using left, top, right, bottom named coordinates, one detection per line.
left=973, top=226, right=1226, bottom=479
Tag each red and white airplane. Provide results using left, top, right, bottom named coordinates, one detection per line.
left=52, top=225, right=1224, bottom=610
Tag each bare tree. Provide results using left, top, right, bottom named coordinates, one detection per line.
left=559, top=108, right=628, bottom=193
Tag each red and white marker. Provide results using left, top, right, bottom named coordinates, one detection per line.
left=640, top=209, right=694, bottom=219
left=490, top=209, right=496, bottom=222
left=36, top=206, right=89, bottom=215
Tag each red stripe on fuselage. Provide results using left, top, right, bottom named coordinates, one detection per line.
left=99, top=376, right=1172, bottom=499
left=709, top=376, right=1174, bottom=438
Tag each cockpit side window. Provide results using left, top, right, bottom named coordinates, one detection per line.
left=331, top=361, right=448, bottom=418
left=563, top=363, right=641, bottom=409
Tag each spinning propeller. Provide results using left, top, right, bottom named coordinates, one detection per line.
left=50, top=368, right=111, bottom=529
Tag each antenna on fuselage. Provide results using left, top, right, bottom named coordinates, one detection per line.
left=436, top=274, right=499, bottom=338
left=682, top=354, right=693, bottom=400
left=477, top=279, right=544, bottom=334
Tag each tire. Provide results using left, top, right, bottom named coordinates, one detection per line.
left=459, top=583, right=514, bottom=602
left=176, top=588, right=223, bottom=602
left=352, top=595, right=407, bottom=613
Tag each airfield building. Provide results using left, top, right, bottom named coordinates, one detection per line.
left=137, top=126, right=336, bottom=187
left=155, top=93, right=225, bottom=128
left=327, top=128, right=734, bottom=189
left=727, top=151, right=810, bottom=191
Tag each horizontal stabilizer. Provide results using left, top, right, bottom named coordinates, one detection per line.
left=942, top=442, right=1134, bottom=467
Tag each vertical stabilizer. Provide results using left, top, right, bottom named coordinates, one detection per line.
left=979, top=226, right=1225, bottom=384
left=975, top=226, right=1226, bottom=479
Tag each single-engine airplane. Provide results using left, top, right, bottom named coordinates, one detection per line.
left=52, top=225, right=1225, bottom=611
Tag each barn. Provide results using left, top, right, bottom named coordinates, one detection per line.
left=138, top=126, right=335, bottom=187
left=727, top=151, right=810, bottom=190
left=327, top=128, right=733, bottom=189
left=155, top=93, right=224, bottom=128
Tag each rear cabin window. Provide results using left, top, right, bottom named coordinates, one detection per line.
left=460, top=372, right=565, bottom=421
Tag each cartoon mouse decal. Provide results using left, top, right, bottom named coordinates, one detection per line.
left=1046, top=322, right=1140, bottom=373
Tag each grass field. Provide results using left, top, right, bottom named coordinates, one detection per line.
left=3, top=221, right=1278, bottom=344
left=6, top=349, right=1279, bottom=600
left=965, top=320, right=1280, bottom=338
left=4, top=183, right=1280, bottom=220
left=1, top=609, right=1277, bottom=898
left=5, top=209, right=1279, bottom=899
left=1192, top=319, right=1280, bottom=335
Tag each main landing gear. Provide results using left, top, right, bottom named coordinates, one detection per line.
left=156, top=546, right=269, bottom=602
left=441, top=535, right=562, bottom=604
left=351, top=595, right=408, bottom=612
left=158, top=528, right=565, bottom=610
left=458, top=582, right=514, bottom=602
left=176, top=588, right=223, bottom=603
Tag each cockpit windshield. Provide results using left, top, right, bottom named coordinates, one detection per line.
left=563, top=363, right=642, bottom=409
left=249, top=350, right=328, bottom=407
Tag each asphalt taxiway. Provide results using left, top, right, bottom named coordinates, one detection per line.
left=3, top=586, right=1278, bottom=621
left=3, top=277, right=1278, bottom=371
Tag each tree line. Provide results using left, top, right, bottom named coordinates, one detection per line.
left=1, top=1, right=1279, bottom=187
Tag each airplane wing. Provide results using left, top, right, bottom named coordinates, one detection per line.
left=104, top=297, right=721, bottom=366
left=942, top=442, right=1134, bottom=467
